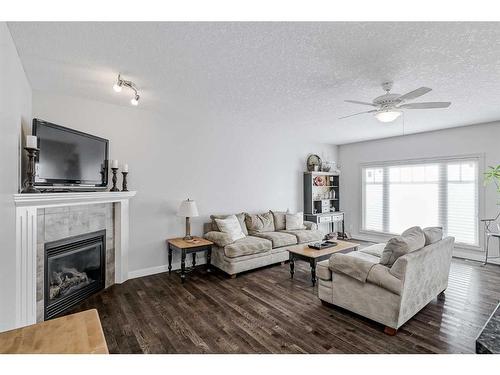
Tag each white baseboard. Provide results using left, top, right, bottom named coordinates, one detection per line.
left=127, top=260, right=207, bottom=280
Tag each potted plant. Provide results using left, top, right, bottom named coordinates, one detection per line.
left=484, top=164, right=500, bottom=192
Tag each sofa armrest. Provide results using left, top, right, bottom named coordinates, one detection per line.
left=366, top=264, right=403, bottom=295
left=316, top=260, right=332, bottom=281
left=328, top=253, right=377, bottom=282
left=204, top=231, right=234, bottom=247
left=304, top=221, right=318, bottom=230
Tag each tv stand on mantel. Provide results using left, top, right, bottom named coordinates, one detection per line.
left=37, top=188, right=108, bottom=193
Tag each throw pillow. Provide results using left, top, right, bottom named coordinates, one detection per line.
left=214, top=215, right=246, bottom=242
left=210, top=213, right=248, bottom=235
left=285, top=212, right=306, bottom=231
left=271, top=210, right=289, bottom=231
left=423, top=227, right=443, bottom=245
left=245, top=212, right=275, bottom=233
left=380, top=226, right=425, bottom=267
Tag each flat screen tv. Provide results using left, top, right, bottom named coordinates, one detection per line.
left=32, top=119, right=109, bottom=189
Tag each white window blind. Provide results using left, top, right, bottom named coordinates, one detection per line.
left=362, top=158, right=479, bottom=246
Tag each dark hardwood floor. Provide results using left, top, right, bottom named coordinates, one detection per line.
left=69, top=257, right=500, bottom=354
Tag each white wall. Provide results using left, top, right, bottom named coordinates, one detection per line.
left=0, top=23, right=32, bottom=331
left=338, top=121, right=500, bottom=263
left=33, top=91, right=337, bottom=277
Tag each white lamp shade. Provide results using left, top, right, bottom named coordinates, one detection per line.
left=178, top=199, right=199, bottom=217
left=374, top=110, right=402, bottom=123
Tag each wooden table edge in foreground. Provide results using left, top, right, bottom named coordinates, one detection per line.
left=0, top=309, right=109, bottom=354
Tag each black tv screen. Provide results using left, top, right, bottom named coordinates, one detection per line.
left=32, top=119, right=109, bottom=187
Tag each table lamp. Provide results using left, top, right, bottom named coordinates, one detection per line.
left=178, top=199, right=199, bottom=240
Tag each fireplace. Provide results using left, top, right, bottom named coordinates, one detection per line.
left=44, top=230, right=106, bottom=320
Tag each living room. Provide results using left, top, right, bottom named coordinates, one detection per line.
left=1, top=1, right=500, bottom=372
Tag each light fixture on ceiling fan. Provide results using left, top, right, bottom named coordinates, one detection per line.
left=340, top=81, right=451, bottom=123
left=113, top=73, right=141, bottom=106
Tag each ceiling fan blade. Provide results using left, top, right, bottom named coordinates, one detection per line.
left=338, top=110, right=377, bottom=119
left=398, top=102, right=451, bottom=109
left=397, top=87, right=432, bottom=101
left=344, top=100, right=377, bottom=107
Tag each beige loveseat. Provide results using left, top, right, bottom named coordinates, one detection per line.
left=317, top=228, right=454, bottom=334
left=203, top=212, right=324, bottom=276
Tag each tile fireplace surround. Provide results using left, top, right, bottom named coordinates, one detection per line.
left=13, top=191, right=136, bottom=328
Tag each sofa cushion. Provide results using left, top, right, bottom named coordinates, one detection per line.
left=251, top=231, right=297, bottom=248
left=423, top=227, right=443, bottom=245
left=285, top=212, right=306, bottom=230
left=245, top=212, right=275, bottom=233
left=380, top=226, right=425, bottom=267
left=224, top=236, right=272, bottom=258
left=210, top=213, right=248, bottom=235
left=360, top=243, right=385, bottom=258
left=271, top=210, right=289, bottom=231
left=214, top=215, right=246, bottom=242
left=280, top=229, right=323, bottom=243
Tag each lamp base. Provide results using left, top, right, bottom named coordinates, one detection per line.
left=183, top=217, right=192, bottom=241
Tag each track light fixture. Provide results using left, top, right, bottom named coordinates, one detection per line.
left=113, top=74, right=140, bottom=106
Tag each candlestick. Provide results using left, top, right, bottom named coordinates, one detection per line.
left=26, top=135, right=37, bottom=149
left=21, top=147, right=41, bottom=194
left=123, top=163, right=128, bottom=172
left=110, top=168, right=119, bottom=191
left=121, top=171, right=129, bottom=192
left=111, top=159, right=118, bottom=169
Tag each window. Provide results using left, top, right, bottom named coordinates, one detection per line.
left=362, top=158, right=479, bottom=246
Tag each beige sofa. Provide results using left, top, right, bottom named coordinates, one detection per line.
left=203, top=212, right=324, bottom=276
left=317, top=233, right=454, bottom=334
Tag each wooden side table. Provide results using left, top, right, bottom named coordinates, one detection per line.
left=166, top=237, right=213, bottom=283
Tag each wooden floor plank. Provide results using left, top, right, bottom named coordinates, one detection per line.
left=69, top=257, right=500, bottom=354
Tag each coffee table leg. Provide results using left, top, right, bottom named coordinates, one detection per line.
left=181, top=249, right=186, bottom=283
left=192, top=253, right=196, bottom=268
left=289, top=253, right=295, bottom=279
left=206, top=247, right=212, bottom=272
left=310, top=259, right=317, bottom=287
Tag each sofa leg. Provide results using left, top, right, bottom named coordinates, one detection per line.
left=230, top=274, right=237, bottom=279
left=321, top=300, right=334, bottom=308
left=280, top=261, right=286, bottom=265
left=384, top=326, right=397, bottom=336
left=438, top=289, right=446, bottom=300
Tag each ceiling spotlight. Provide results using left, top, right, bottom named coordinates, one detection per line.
left=113, top=73, right=141, bottom=106
left=131, top=94, right=140, bottom=106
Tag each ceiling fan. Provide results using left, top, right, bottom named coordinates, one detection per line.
left=340, top=82, right=451, bottom=123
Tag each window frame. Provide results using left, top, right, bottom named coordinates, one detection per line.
left=359, top=153, right=484, bottom=250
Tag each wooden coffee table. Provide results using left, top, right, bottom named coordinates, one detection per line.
left=288, top=240, right=359, bottom=286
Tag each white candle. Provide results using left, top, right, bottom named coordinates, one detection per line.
left=26, top=135, right=37, bottom=149
left=111, top=160, right=118, bottom=169
left=123, top=163, right=129, bottom=172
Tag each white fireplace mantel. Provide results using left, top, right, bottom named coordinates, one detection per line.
left=13, top=191, right=136, bottom=328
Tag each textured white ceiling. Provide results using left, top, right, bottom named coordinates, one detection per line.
left=8, top=22, right=500, bottom=144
